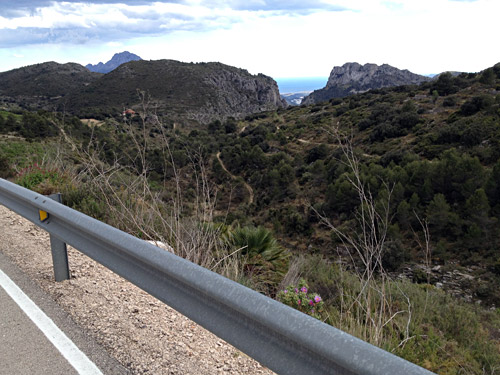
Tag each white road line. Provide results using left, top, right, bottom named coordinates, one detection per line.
left=0, top=269, right=103, bottom=375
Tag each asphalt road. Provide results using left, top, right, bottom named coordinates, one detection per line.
left=0, top=251, right=130, bottom=375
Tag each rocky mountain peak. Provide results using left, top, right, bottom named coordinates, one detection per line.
left=326, top=62, right=429, bottom=88
left=86, top=51, right=142, bottom=74
left=302, top=62, right=431, bottom=104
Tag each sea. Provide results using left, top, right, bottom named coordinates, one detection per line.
left=275, top=77, right=328, bottom=105
left=274, top=77, right=328, bottom=94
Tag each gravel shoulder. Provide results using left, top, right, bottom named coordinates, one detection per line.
left=0, top=204, right=275, bottom=375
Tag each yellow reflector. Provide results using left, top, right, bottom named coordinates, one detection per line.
left=39, top=210, right=49, bottom=222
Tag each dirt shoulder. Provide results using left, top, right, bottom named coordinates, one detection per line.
left=0, top=204, right=274, bottom=375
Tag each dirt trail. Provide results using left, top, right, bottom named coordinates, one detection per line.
left=0, top=204, right=272, bottom=375
left=298, top=139, right=375, bottom=159
left=216, top=152, right=254, bottom=205
left=297, top=138, right=321, bottom=145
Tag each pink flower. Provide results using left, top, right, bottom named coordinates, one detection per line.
left=297, top=300, right=301, bottom=305
left=309, top=300, right=314, bottom=306
left=300, top=286, right=308, bottom=293
left=314, top=295, right=322, bottom=303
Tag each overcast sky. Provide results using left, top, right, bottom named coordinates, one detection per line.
left=0, top=0, right=498, bottom=78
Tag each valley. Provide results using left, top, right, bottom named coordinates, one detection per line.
left=1, top=58, right=500, bottom=374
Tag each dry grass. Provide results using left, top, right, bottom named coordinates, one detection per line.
left=80, top=119, right=104, bottom=127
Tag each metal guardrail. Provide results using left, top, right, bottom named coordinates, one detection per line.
left=0, top=178, right=435, bottom=375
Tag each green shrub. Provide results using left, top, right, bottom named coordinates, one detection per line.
left=0, top=153, right=13, bottom=178
left=15, top=163, right=69, bottom=194
left=61, top=185, right=107, bottom=220
left=442, top=96, right=457, bottom=107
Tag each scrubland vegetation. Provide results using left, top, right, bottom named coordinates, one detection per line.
left=1, top=64, right=500, bottom=373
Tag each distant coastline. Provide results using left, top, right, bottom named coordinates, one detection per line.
left=275, top=77, right=328, bottom=94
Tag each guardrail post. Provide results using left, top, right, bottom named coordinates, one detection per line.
left=48, top=193, right=70, bottom=281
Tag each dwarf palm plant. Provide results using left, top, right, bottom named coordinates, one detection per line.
left=226, top=226, right=289, bottom=294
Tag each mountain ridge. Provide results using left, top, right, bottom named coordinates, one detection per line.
left=0, top=59, right=286, bottom=123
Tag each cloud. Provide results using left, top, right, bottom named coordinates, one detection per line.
left=0, top=1, right=183, bottom=19
left=0, top=0, right=344, bottom=48
left=205, top=0, right=348, bottom=14
left=0, top=19, right=215, bottom=48
left=0, top=0, right=347, bottom=20
left=0, top=28, right=88, bottom=47
left=381, top=1, right=404, bottom=10
left=0, top=2, right=237, bottom=48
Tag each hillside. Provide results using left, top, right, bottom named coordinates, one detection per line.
left=302, top=62, right=431, bottom=104
left=1, top=62, right=500, bottom=374
left=64, top=60, right=286, bottom=122
left=0, top=59, right=286, bottom=123
left=0, top=62, right=100, bottom=108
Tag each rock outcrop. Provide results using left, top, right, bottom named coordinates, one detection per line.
left=302, top=62, right=431, bottom=104
left=194, top=63, right=287, bottom=123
